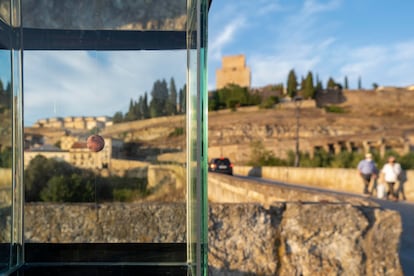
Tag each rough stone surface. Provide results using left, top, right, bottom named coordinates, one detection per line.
left=19, top=202, right=402, bottom=275
left=208, top=203, right=282, bottom=275
left=24, top=203, right=186, bottom=243
left=279, top=203, right=369, bottom=276
left=20, top=0, right=187, bottom=30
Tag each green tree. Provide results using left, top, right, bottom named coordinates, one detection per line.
left=399, top=152, right=414, bottom=170
left=24, top=156, right=80, bottom=201
left=166, top=78, right=178, bottom=115
left=208, top=91, right=220, bottom=111
left=150, top=79, right=168, bottom=118
left=142, top=92, right=150, bottom=119
left=327, top=77, right=337, bottom=89
left=135, top=96, right=144, bottom=120
left=344, top=76, right=349, bottom=89
left=217, top=84, right=250, bottom=109
left=259, top=96, right=278, bottom=109
left=287, top=69, right=298, bottom=97
left=300, top=76, right=306, bottom=92
left=0, top=148, right=12, bottom=168
left=315, top=80, right=323, bottom=91
left=40, top=174, right=94, bottom=202
left=248, top=140, right=286, bottom=166
left=358, top=76, right=362, bottom=89
left=125, top=99, right=137, bottom=121
left=303, top=71, right=315, bottom=99
left=112, top=111, right=124, bottom=123
left=178, top=84, right=186, bottom=114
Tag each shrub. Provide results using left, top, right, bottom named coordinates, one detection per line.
left=169, top=127, right=184, bottom=137
left=324, top=105, right=346, bottom=113
left=259, top=97, right=277, bottom=109
left=248, top=140, right=287, bottom=166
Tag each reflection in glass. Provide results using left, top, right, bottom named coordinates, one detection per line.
left=1, top=0, right=208, bottom=274
left=24, top=50, right=187, bottom=237
left=0, top=50, right=12, bottom=273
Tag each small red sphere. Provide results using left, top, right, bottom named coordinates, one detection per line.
left=87, top=135, right=105, bottom=152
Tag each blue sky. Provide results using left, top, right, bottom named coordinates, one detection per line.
left=207, top=0, right=414, bottom=90
left=23, top=50, right=186, bottom=126
left=2, top=0, right=414, bottom=125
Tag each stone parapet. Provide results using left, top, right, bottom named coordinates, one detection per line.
left=208, top=172, right=376, bottom=206
left=233, top=166, right=414, bottom=202
left=17, top=202, right=403, bottom=275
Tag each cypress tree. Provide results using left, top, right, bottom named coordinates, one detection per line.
left=304, top=71, right=315, bottom=99
left=142, top=92, right=150, bottom=119
left=287, top=69, right=298, bottom=98
left=327, top=77, right=336, bottom=89
left=167, top=77, right=177, bottom=115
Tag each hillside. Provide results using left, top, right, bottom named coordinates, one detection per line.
left=209, top=89, right=414, bottom=162
left=99, top=88, right=414, bottom=164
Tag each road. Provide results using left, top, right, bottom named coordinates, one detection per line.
left=372, top=198, right=414, bottom=275
left=239, top=175, right=414, bottom=275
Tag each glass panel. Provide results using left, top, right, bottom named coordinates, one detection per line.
left=23, top=53, right=187, bottom=231
left=0, top=0, right=24, bottom=272
left=187, top=0, right=208, bottom=274
left=0, top=0, right=208, bottom=274
left=0, top=0, right=10, bottom=25
left=0, top=46, right=12, bottom=274
left=20, top=0, right=209, bottom=273
left=21, top=0, right=186, bottom=31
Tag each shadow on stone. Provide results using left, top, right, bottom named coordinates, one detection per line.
left=248, top=166, right=262, bottom=177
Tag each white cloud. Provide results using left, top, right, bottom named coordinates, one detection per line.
left=209, top=17, right=246, bottom=60
left=244, top=0, right=341, bottom=87
left=303, top=0, right=342, bottom=15
left=256, top=0, right=283, bottom=15
left=338, top=42, right=414, bottom=87
left=207, top=0, right=414, bottom=90
left=24, top=50, right=186, bottom=126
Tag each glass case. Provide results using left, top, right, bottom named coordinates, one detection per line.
left=0, top=0, right=209, bottom=274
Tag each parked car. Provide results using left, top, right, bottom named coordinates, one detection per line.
left=208, top=157, right=233, bottom=175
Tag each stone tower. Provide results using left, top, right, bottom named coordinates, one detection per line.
left=216, top=54, right=251, bottom=89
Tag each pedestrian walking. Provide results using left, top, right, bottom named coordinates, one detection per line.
left=357, top=153, right=378, bottom=195
left=380, top=156, right=402, bottom=201
left=396, top=169, right=407, bottom=201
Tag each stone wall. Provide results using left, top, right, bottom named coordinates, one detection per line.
left=0, top=169, right=11, bottom=206
left=209, top=203, right=402, bottom=276
left=0, top=169, right=11, bottom=187
left=208, top=171, right=375, bottom=206
left=206, top=173, right=402, bottom=274
left=109, top=159, right=149, bottom=178
left=234, top=166, right=414, bottom=202
left=21, top=202, right=402, bottom=275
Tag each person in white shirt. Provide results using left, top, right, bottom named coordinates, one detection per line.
left=380, top=156, right=402, bottom=201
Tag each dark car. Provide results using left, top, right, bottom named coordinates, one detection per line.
left=208, top=157, right=233, bottom=175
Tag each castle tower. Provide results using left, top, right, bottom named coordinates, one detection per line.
left=216, top=54, right=251, bottom=89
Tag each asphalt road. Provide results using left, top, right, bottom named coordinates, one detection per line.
left=239, top=175, right=414, bottom=275
left=372, top=198, right=414, bottom=276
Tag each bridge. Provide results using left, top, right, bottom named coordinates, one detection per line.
left=208, top=169, right=414, bottom=275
